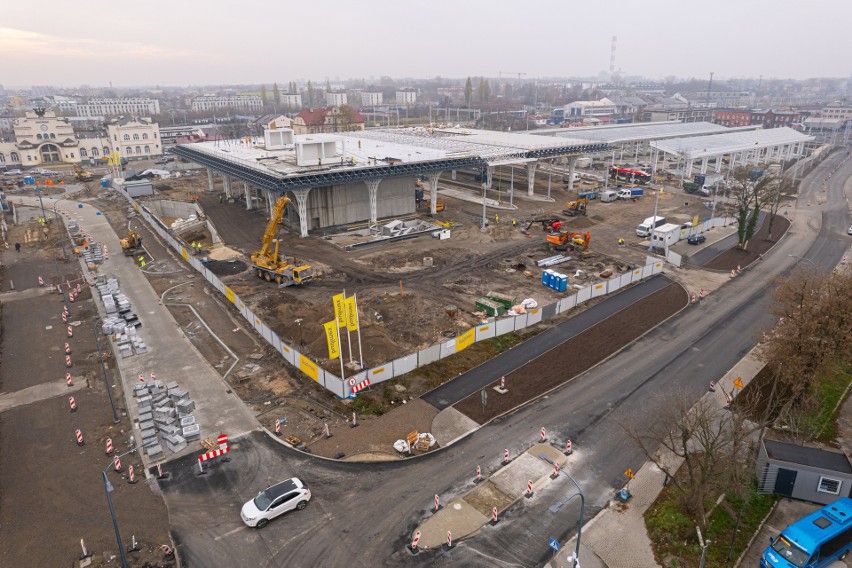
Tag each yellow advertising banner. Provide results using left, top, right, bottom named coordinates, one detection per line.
left=333, top=294, right=346, bottom=328
left=345, top=295, right=359, bottom=332
left=456, top=328, right=475, bottom=352
left=692, top=215, right=699, bottom=228
left=180, top=247, right=189, bottom=261
left=299, top=355, right=319, bottom=382
left=324, top=320, right=340, bottom=360
left=225, top=286, right=236, bottom=304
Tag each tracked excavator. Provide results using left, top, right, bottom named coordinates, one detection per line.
left=251, top=195, right=314, bottom=286
left=545, top=230, right=591, bottom=253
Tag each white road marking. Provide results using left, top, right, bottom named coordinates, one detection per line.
left=214, top=524, right=249, bottom=541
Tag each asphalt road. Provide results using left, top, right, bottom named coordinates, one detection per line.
left=159, top=151, right=852, bottom=568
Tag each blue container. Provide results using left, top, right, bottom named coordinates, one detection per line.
left=556, top=273, right=568, bottom=292
left=23, top=176, right=35, bottom=185
left=101, top=179, right=108, bottom=188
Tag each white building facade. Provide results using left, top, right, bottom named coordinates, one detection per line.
left=396, top=89, right=417, bottom=105
left=106, top=116, right=162, bottom=159
left=76, top=97, right=161, bottom=117
left=361, top=92, right=383, bottom=106
left=281, top=94, right=302, bottom=109
left=566, top=98, right=617, bottom=117
left=326, top=91, right=348, bottom=106
left=191, top=95, right=263, bottom=112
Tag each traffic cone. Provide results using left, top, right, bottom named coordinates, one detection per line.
left=699, top=289, right=704, bottom=300
left=38, top=276, right=44, bottom=287
left=106, top=438, right=114, bottom=455
left=691, top=294, right=696, bottom=304
left=730, top=269, right=736, bottom=278
left=69, top=396, right=77, bottom=412
left=65, top=355, right=72, bottom=368
left=736, top=265, right=741, bottom=274
left=66, top=373, right=73, bottom=387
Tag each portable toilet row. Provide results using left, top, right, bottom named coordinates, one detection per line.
left=541, top=269, right=568, bottom=292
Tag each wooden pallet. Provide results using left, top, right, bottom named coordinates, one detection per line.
left=284, top=435, right=302, bottom=446
left=200, top=438, right=218, bottom=452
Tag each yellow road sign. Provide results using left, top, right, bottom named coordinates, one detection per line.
left=624, top=468, right=635, bottom=479
left=734, top=376, right=743, bottom=389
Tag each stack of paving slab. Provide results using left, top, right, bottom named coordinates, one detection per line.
left=67, top=220, right=80, bottom=236
left=134, top=380, right=199, bottom=459
left=82, top=242, right=105, bottom=265
left=96, top=275, right=147, bottom=357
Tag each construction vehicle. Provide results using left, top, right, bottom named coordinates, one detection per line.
left=562, top=198, right=588, bottom=217
left=251, top=195, right=314, bottom=286
left=546, top=230, right=591, bottom=253
left=73, top=164, right=94, bottom=182
left=415, top=181, right=444, bottom=211
left=120, top=229, right=143, bottom=256
left=524, top=217, right=562, bottom=232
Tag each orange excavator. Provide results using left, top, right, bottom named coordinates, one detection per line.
left=546, top=230, right=590, bottom=253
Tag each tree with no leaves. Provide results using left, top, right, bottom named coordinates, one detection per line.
left=764, top=175, right=792, bottom=241
left=728, top=167, right=774, bottom=250
left=464, top=77, right=473, bottom=108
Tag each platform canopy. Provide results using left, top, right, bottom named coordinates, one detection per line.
left=534, top=121, right=757, bottom=145
left=650, top=127, right=813, bottom=160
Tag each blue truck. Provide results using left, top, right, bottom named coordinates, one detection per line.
left=578, top=189, right=600, bottom=200
left=617, top=187, right=645, bottom=199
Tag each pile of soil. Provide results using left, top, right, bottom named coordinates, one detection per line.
left=455, top=282, right=688, bottom=423
left=704, top=215, right=790, bottom=271
left=206, top=259, right=247, bottom=276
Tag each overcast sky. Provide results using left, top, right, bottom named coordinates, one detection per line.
left=1, top=0, right=850, bottom=88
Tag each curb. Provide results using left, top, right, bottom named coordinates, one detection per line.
left=732, top=498, right=779, bottom=568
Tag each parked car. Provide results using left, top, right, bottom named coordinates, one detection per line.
left=241, top=477, right=311, bottom=528
left=848, top=224, right=852, bottom=235
left=3, top=169, right=22, bottom=175
left=687, top=234, right=706, bottom=245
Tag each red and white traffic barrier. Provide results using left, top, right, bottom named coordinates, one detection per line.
left=323, top=423, right=331, bottom=438
left=526, top=480, right=534, bottom=497
left=216, top=433, right=229, bottom=450
left=351, top=378, right=371, bottom=394
left=351, top=412, right=358, bottom=427
left=139, top=374, right=145, bottom=383
left=690, top=294, right=696, bottom=304
left=113, top=455, right=122, bottom=472
left=156, top=463, right=168, bottom=479
left=67, top=325, right=73, bottom=337
left=275, top=419, right=282, bottom=436
left=65, top=343, right=71, bottom=354
left=410, top=531, right=421, bottom=551
left=551, top=463, right=560, bottom=479
left=69, top=396, right=77, bottom=412
left=447, top=531, right=453, bottom=548
left=475, top=465, right=482, bottom=483
left=38, top=276, right=44, bottom=287
left=66, top=373, right=73, bottom=387
left=75, top=429, right=85, bottom=446
left=730, top=270, right=736, bottom=278
left=842, top=255, right=847, bottom=265
left=62, top=312, right=67, bottom=323
left=106, top=438, right=114, bottom=455
left=161, top=544, right=175, bottom=559
left=500, top=376, right=505, bottom=390
left=503, top=449, right=509, bottom=464
left=709, top=381, right=716, bottom=392
left=151, top=372, right=156, bottom=381
left=736, top=265, right=742, bottom=274
left=540, top=427, right=546, bottom=442
left=492, top=507, right=498, bottom=523
left=434, top=494, right=440, bottom=512
left=65, top=355, right=72, bottom=368
left=198, top=445, right=230, bottom=463
left=128, top=465, right=137, bottom=484
left=699, top=289, right=704, bottom=300
left=566, top=439, right=573, bottom=455
left=69, top=292, right=75, bottom=303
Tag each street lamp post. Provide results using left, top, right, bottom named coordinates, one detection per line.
left=648, top=187, right=662, bottom=251
left=541, top=453, right=585, bottom=568
left=102, top=447, right=136, bottom=568
left=93, top=317, right=121, bottom=423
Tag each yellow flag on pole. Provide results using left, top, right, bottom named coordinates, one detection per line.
left=345, top=295, right=359, bottom=332
left=324, top=320, right=340, bottom=360
left=333, top=294, right=346, bottom=328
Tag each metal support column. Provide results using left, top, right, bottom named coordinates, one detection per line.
left=364, top=179, right=380, bottom=225
left=222, top=174, right=231, bottom=197
left=244, top=183, right=251, bottom=210
left=526, top=161, right=538, bottom=196
left=207, top=168, right=215, bottom=192
left=700, top=157, right=709, bottom=174
left=451, top=170, right=456, bottom=180
left=426, top=172, right=441, bottom=214
left=566, top=156, right=578, bottom=193
left=292, top=188, right=311, bottom=238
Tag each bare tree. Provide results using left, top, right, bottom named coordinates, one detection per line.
left=728, top=167, right=774, bottom=250
left=764, top=175, right=792, bottom=241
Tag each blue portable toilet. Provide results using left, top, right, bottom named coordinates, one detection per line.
left=558, top=273, right=568, bottom=292
left=24, top=176, right=35, bottom=185
left=101, top=178, right=108, bottom=188
left=542, top=269, right=552, bottom=287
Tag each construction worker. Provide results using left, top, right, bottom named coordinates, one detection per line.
left=512, top=219, right=516, bottom=228
left=494, top=214, right=499, bottom=224
left=14, top=242, right=21, bottom=253
left=618, top=238, right=625, bottom=246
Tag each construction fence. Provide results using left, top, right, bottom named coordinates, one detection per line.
left=120, top=188, right=668, bottom=399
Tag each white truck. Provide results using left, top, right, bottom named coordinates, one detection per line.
left=636, top=216, right=667, bottom=237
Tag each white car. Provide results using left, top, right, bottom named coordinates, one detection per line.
left=3, top=169, right=22, bottom=175
left=848, top=224, right=852, bottom=236
left=240, top=477, right=311, bottom=528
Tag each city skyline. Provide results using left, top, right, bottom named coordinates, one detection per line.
left=1, top=0, right=850, bottom=88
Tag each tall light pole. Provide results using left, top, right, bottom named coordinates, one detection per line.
left=648, top=187, right=662, bottom=251
left=541, top=453, right=585, bottom=568
left=102, top=447, right=136, bottom=568
left=94, top=317, right=121, bottom=423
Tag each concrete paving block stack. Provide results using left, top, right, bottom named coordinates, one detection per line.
left=96, top=275, right=147, bottom=356
left=133, top=378, right=199, bottom=457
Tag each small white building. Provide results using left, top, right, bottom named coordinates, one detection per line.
left=649, top=222, right=682, bottom=249
left=361, top=92, right=383, bottom=106
left=396, top=89, right=417, bottom=105
left=326, top=91, right=348, bottom=106
left=566, top=98, right=616, bottom=118
left=281, top=94, right=302, bottom=109
left=106, top=116, right=162, bottom=159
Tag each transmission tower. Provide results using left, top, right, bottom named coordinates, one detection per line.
left=610, top=36, right=617, bottom=74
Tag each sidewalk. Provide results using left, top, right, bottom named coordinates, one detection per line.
left=11, top=194, right=258, bottom=468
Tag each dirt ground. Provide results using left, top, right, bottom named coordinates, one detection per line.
left=0, top=211, right=173, bottom=567
left=704, top=214, right=791, bottom=271
left=454, top=282, right=689, bottom=423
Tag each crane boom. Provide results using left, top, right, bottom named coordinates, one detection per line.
left=259, top=195, right=291, bottom=258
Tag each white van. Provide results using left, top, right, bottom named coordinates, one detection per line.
left=600, top=190, right=618, bottom=203
left=636, top=216, right=666, bottom=237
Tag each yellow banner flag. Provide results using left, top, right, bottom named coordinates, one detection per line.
left=692, top=215, right=699, bottom=228
left=333, top=293, right=346, bottom=328
left=324, top=321, right=340, bottom=360
left=345, top=295, right=359, bottom=332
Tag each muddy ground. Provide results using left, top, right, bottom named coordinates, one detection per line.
left=704, top=215, right=791, bottom=271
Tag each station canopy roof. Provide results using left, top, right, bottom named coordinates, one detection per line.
left=534, top=121, right=747, bottom=145
left=650, top=127, right=814, bottom=160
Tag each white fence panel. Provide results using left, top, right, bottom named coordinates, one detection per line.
left=558, top=295, right=577, bottom=314
left=513, top=313, right=529, bottom=330
left=666, top=249, right=682, bottom=268
left=591, top=282, right=607, bottom=298
left=641, top=265, right=654, bottom=279
left=607, top=278, right=623, bottom=294
left=651, top=261, right=664, bottom=275
left=526, top=308, right=542, bottom=326
left=260, top=323, right=273, bottom=343
left=367, top=364, right=393, bottom=384
left=279, top=343, right=295, bottom=365
left=418, top=345, right=441, bottom=366
left=439, top=339, right=457, bottom=359
left=631, top=267, right=643, bottom=283
left=475, top=322, right=496, bottom=341
left=272, top=332, right=282, bottom=353
left=324, top=374, right=344, bottom=398
left=345, top=371, right=367, bottom=398
left=495, top=317, right=515, bottom=336
left=392, top=353, right=417, bottom=376
left=576, top=286, right=592, bottom=305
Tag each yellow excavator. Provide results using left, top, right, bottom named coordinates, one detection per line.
left=73, top=164, right=94, bottom=182
left=120, top=229, right=143, bottom=256
left=251, top=195, right=314, bottom=286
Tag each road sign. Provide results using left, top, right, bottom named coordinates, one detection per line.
left=624, top=468, right=635, bottom=479
left=549, top=538, right=559, bottom=552
left=733, top=376, right=743, bottom=389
